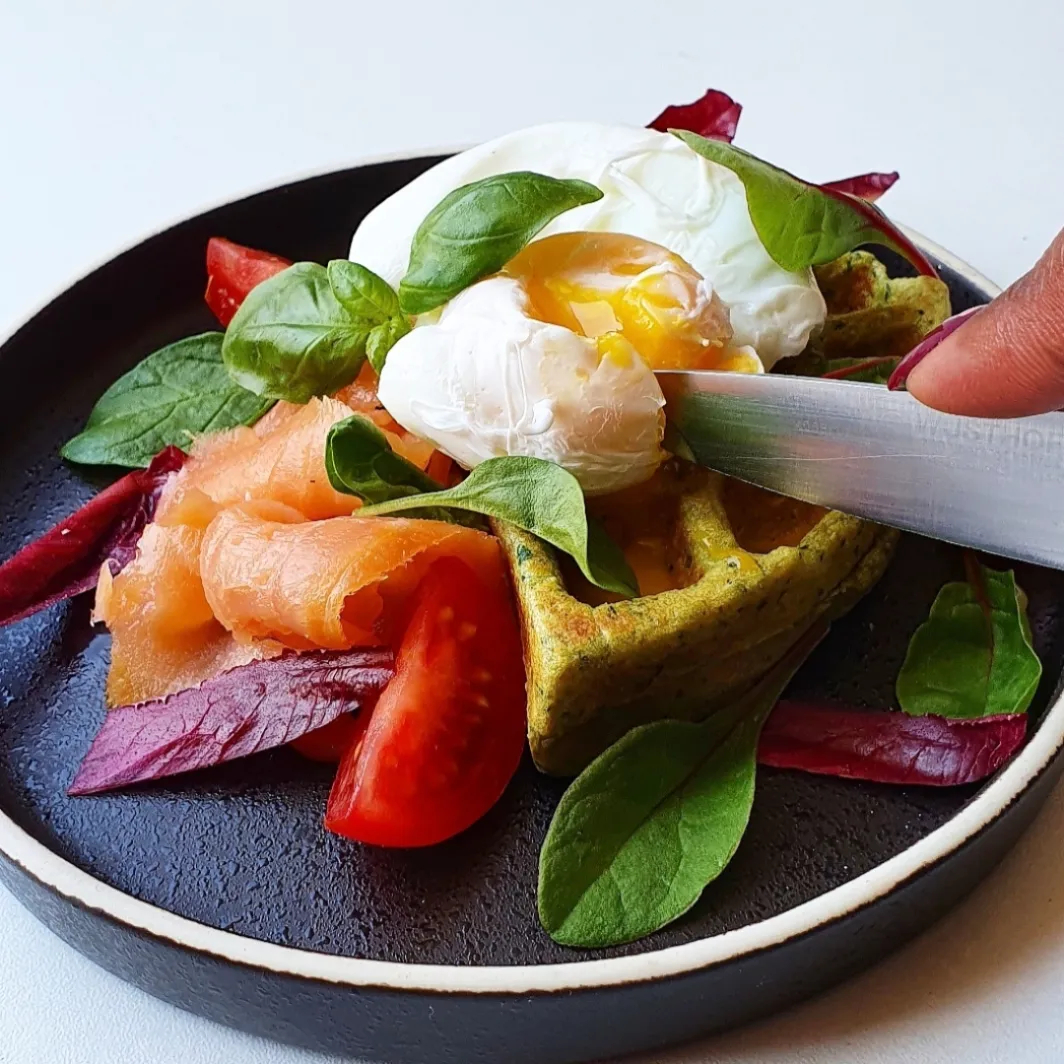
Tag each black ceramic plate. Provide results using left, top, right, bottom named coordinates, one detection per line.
left=0, top=155, right=1062, bottom=1064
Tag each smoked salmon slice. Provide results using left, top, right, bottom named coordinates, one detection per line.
left=99, top=500, right=499, bottom=703
left=97, top=368, right=461, bottom=705
left=158, top=397, right=360, bottom=523
left=335, top=364, right=438, bottom=471
left=96, top=520, right=280, bottom=706
left=199, top=502, right=502, bottom=650
left=158, top=382, right=440, bottom=528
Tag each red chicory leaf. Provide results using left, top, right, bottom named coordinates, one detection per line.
left=888, top=306, right=984, bottom=390
left=0, top=446, right=186, bottom=628
left=821, top=171, right=899, bottom=202
left=758, top=700, right=1027, bottom=786
left=648, top=89, right=742, bottom=142
left=69, top=648, right=395, bottom=795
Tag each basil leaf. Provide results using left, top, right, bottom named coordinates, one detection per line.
left=328, top=259, right=411, bottom=374
left=62, top=333, right=272, bottom=468
left=326, top=424, right=636, bottom=598
left=398, top=172, right=604, bottom=315
left=673, top=131, right=935, bottom=276
left=327, top=259, right=403, bottom=323
left=222, top=261, right=403, bottom=402
left=896, top=563, right=1042, bottom=718
left=537, top=632, right=821, bottom=948
left=365, top=315, right=412, bottom=375
left=325, top=416, right=440, bottom=504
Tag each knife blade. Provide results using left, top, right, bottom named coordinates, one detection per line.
left=657, top=370, right=1064, bottom=570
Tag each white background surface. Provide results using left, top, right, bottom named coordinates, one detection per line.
left=1, top=2, right=1063, bottom=1061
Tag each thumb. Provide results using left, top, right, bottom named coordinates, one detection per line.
left=906, top=228, right=1064, bottom=417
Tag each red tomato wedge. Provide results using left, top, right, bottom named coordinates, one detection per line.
left=205, top=237, right=290, bottom=326
left=291, top=712, right=370, bottom=763
left=325, top=555, right=527, bottom=848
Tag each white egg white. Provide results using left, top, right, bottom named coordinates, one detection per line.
left=350, top=122, right=826, bottom=367
left=377, top=277, right=666, bottom=496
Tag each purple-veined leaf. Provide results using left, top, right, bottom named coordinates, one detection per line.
left=0, top=446, right=186, bottom=627
left=69, top=647, right=395, bottom=795
left=759, top=700, right=1027, bottom=786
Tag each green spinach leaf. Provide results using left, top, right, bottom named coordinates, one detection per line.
left=537, top=631, right=822, bottom=948
left=361, top=456, right=637, bottom=598
left=896, top=563, right=1041, bottom=718
left=62, top=333, right=272, bottom=468
left=673, top=131, right=934, bottom=276
left=325, top=415, right=441, bottom=504
left=326, top=423, right=636, bottom=597
left=398, top=171, right=603, bottom=315
left=222, top=261, right=405, bottom=402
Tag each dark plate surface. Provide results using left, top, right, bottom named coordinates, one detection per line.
left=0, top=158, right=1060, bottom=1058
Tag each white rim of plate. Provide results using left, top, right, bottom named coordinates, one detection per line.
left=0, top=150, right=1038, bottom=998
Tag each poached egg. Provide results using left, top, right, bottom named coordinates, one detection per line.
left=377, top=272, right=668, bottom=496
left=377, top=230, right=762, bottom=495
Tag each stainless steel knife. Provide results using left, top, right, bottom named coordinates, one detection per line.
left=657, top=370, right=1064, bottom=570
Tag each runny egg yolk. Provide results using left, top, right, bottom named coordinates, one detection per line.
left=503, top=231, right=761, bottom=373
